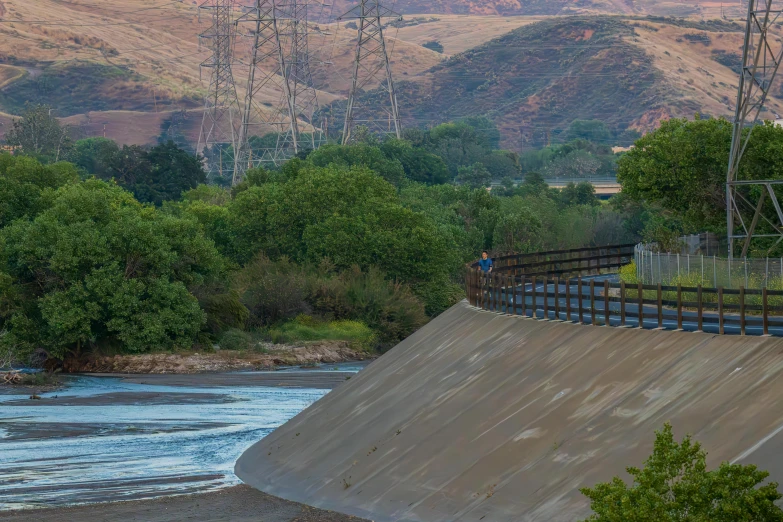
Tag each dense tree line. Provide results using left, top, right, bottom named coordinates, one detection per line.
left=0, top=107, right=644, bottom=364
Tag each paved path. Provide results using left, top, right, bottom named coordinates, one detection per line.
left=481, top=277, right=783, bottom=336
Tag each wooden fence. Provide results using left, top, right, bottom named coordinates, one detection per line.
left=465, top=244, right=783, bottom=336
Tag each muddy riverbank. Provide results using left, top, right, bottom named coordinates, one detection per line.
left=0, top=485, right=368, bottom=522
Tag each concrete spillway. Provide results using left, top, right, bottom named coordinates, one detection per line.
left=236, top=301, right=783, bottom=521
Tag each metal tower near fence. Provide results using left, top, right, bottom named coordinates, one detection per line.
left=198, top=0, right=243, bottom=182
left=727, top=0, right=783, bottom=258
left=339, top=0, right=402, bottom=144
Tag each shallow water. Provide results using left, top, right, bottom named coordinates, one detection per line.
left=0, top=364, right=362, bottom=510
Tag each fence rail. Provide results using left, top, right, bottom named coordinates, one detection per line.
left=466, top=244, right=783, bottom=336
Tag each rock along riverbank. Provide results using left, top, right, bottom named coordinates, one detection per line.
left=60, top=341, right=376, bottom=374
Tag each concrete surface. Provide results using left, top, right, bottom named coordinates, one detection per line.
left=236, top=301, right=783, bottom=521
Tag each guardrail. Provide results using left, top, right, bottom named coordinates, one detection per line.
left=465, top=244, right=783, bottom=336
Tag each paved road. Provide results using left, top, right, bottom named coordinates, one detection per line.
left=479, top=277, right=783, bottom=336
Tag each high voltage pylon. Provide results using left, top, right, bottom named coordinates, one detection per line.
left=197, top=0, right=243, bottom=182
left=233, top=0, right=323, bottom=184
left=339, top=0, right=402, bottom=144
left=726, top=0, right=783, bottom=257
left=279, top=0, right=325, bottom=153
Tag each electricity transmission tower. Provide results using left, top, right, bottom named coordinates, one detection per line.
left=339, top=0, right=402, bottom=144
left=233, top=0, right=323, bottom=183
left=278, top=0, right=324, bottom=153
left=198, top=0, right=243, bottom=181
left=727, top=0, right=783, bottom=257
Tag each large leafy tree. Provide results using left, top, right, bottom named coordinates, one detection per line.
left=0, top=180, right=223, bottom=359
left=5, top=104, right=72, bottom=163
left=0, top=154, right=79, bottom=228
left=380, top=138, right=450, bottom=185
left=307, top=143, right=406, bottom=186
left=617, top=117, right=783, bottom=235
left=581, top=423, right=783, bottom=522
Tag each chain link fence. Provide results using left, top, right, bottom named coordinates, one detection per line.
left=634, top=244, right=783, bottom=290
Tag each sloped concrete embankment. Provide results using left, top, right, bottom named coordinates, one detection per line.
left=236, top=301, right=783, bottom=522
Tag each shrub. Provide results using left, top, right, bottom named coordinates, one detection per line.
left=618, top=261, right=638, bottom=284
left=310, top=266, right=428, bottom=344
left=267, top=317, right=377, bottom=351
left=580, top=423, right=783, bottom=521
left=233, top=254, right=309, bottom=327
left=218, top=328, right=252, bottom=351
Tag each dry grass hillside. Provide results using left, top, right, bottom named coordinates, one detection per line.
left=0, top=0, right=773, bottom=149
left=322, top=15, right=783, bottom=151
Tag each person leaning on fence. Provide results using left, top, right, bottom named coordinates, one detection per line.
left=478, top=251, right=493, bottom=273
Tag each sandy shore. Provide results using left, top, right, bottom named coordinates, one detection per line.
left=0, top=485, right=368, bottom=522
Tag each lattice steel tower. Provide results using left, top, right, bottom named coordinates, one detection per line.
left=339, top=0, right=401, bottom=144
left=233, top=0, right=323, bottom=183
left=198, top=0, right=243, bottom=181
left=279, top=0, right=324, bottom=153
left=727, top=0, right=783, bottom=257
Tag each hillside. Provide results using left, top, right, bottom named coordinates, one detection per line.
left=322, top=15, right=783, bottom=151
left=0, top=1, right=772, bottom=150
left=327, top=0, right=745, bottom=18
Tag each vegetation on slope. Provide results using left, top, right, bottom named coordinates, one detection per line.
left=581, top=423, right=783, bottom=521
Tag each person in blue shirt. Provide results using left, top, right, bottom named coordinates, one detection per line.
left=478, top=251, right=493, bottom=273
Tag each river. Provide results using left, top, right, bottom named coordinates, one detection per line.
left=0, top=364, right=366, bottom=511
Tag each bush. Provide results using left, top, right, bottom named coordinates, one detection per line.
left=618, top=261, right=638, bottom=284
left=580, top=423, right=783, bottom=521
left=267, top=316, right=377, bottom=351
left=233, top=254, right=309, bottom=327
left=218, top=328, right=252, bottom=351
left=310, top=266, right=428, bottom=344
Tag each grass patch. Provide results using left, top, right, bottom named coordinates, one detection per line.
left=266, top=315, right=377, bottom=351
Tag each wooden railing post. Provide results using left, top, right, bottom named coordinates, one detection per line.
left=554, top=276, right=560, bottom=320
left=620, top=280, right=626, bottom=326
left=604, top=280, right=610, bottom=326
left=590, top=280, right=596, bottom=326
left=677, top=284, right=683, bottom=331
left=718, top=287, right=724, bottom=335
left=566, top=277, right=572, bottom=321
left=763, top=287, right=769, bottom=335
left=521, top=275, right=527, bottom=317
left=638, top=282, right=644, bottom=329
left=532, top=275, right=537, bottom=319
left=697, top=285, right=703, bottom=332
left=543, top=276, right=549, bottom=320
left=513, top=275, right=519, bottom=316
left=740, top=286, right=746, bottom=336
left=657, top=283, right=663, bottom=329
left=578, top=276, right=584, bottom=324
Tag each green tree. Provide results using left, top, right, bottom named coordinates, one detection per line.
left=580, top=423, right=783, bottom=522
left=456, top=162, right=492, bottom=189
left=380, top=138, right=450, bottom=184
left=492, top=208, right=543, bottom=253
left=0, top=180, right=223, bottom=359
left=5, top=104, right=72, bottom=163
left=565, top=119, right=613, bottom=144
left=559, top=181, right=599, bottom=207
left=307, top=143, right=405, bottom=186
left=0, top=154, right=79, bottom=228
left=139, top=140, right=207, bottom=205
left=616, top=117, right=746, bottom=231
left=69, top=137, right=119, bottom=178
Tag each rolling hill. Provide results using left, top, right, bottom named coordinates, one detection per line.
left=0, top=0, right=772, bottom=151
left=321, top=15, right=783, bottom=151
